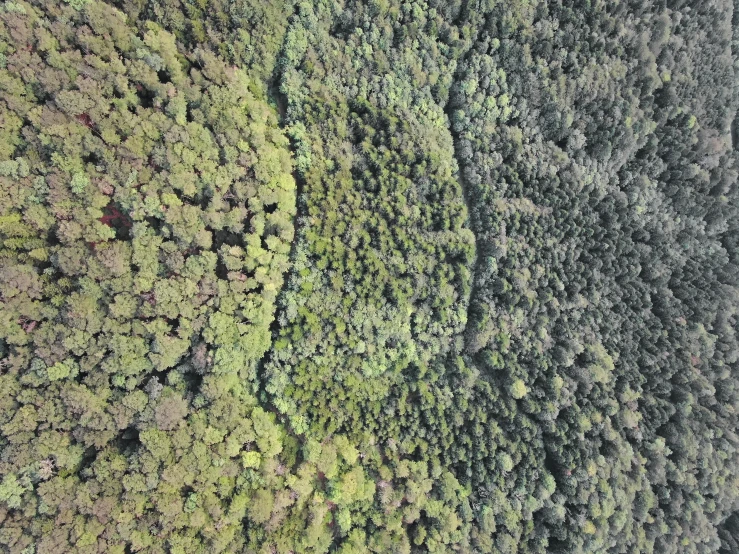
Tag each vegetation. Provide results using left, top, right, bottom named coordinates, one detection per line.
left=1, top=0, right=738, bottom=552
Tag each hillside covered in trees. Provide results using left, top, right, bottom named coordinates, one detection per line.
left=1, top=0, right=738, bottom=552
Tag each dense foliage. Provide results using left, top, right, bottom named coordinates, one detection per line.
left=1, top=0, right=738, bottom=553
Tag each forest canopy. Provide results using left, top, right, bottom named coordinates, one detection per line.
left=1, top=0, right=738, bottom=553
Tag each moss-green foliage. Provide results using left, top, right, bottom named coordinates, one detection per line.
left=265, top=0, right=475, bottom=444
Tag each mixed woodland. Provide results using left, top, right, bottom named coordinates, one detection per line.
left=1, top=0, right=738, bottom=552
